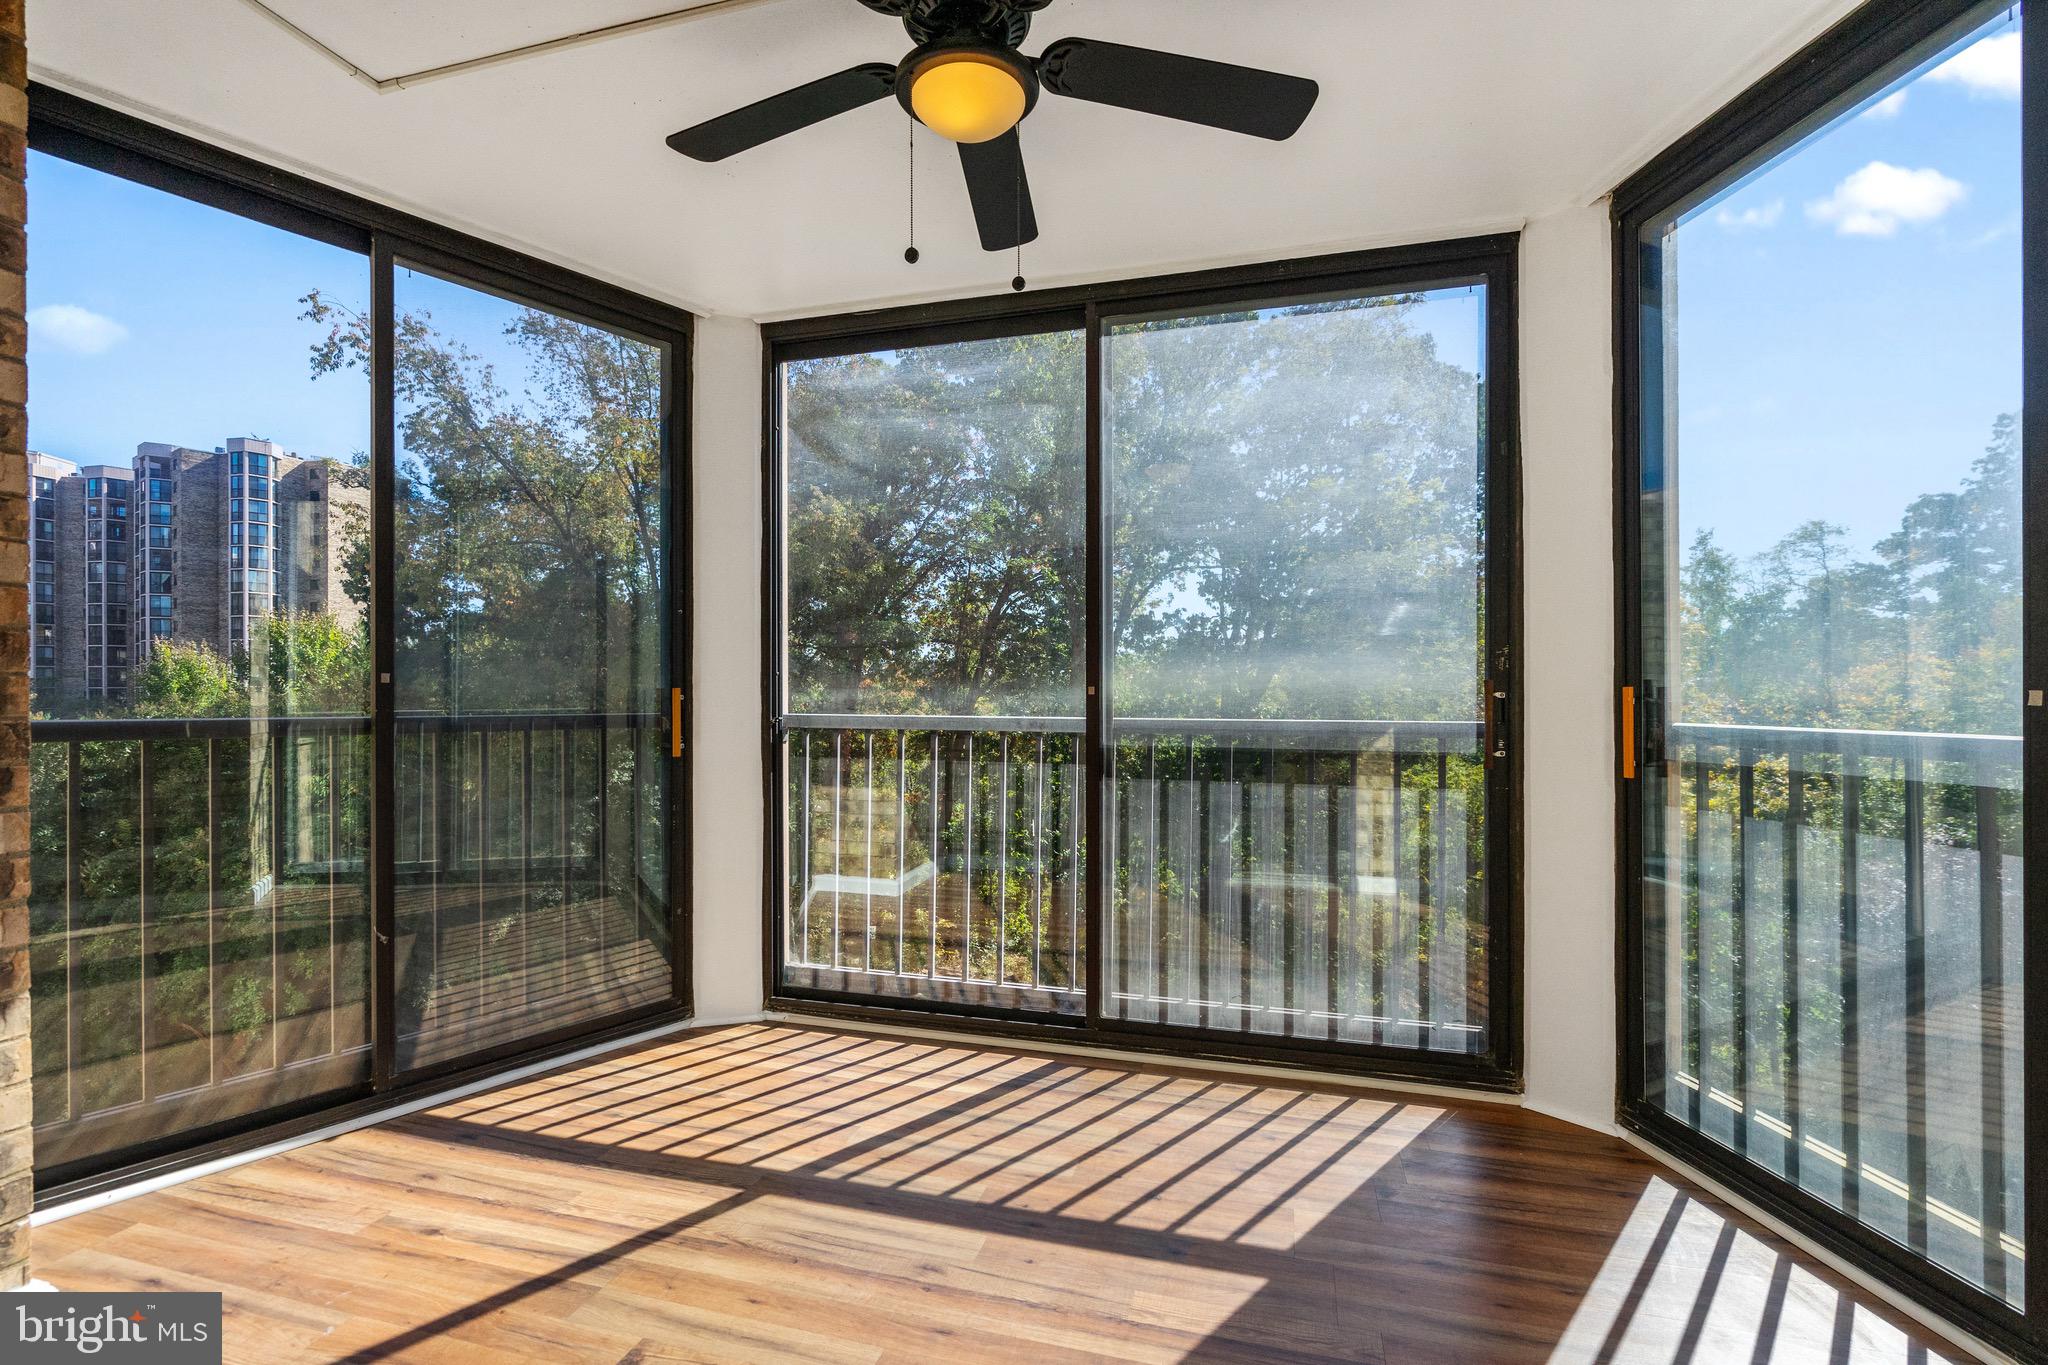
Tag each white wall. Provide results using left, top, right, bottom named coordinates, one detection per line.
left=689, top=313, right=769, bottom=1023
left=1517, top=202, right=1619, bottom=1132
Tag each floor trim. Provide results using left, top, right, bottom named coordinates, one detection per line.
left=29, top=1015, right=756, bottom=1228
left=761, top=1009, right=1525, bottom=1106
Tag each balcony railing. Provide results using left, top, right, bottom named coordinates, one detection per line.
left=782, top=714, right=1489, bottom=1053
left=26, top=710, right=670, bottom=1171
left=1652, top=720, right=2024, bottom=1304
left=784, top=715, right=1087, bottom=1014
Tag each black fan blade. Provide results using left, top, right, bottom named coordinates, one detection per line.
left=959, top=130, right=1038, bottom=252
left=667, top=63, right=897, bottom=162
left=1037, top=38, right=1317, bottom=140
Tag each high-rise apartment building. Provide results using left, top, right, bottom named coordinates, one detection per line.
left=28, top=451, right=76, bottom=698
left=28, top=437, right=368, bottom=708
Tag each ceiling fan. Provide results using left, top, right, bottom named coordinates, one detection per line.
left=666, top=0, right=1319, bottom=253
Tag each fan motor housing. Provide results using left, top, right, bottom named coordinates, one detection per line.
left=860, top=0, right=1050, bottom=49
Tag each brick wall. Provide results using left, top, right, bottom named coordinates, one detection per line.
left=0, top=0, right=30, bottom=1291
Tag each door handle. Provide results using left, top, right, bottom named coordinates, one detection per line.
left=1483, top=679, right=1506, bottom=768
left=1620, top=685, right=1637, bottom=780
left=671, top=687, right=683, bottom=758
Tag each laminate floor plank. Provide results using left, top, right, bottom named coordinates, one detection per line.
left=31, top=1023, right=1983, bottom=1363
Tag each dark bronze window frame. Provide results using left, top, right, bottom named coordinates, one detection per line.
left=762, top=234, right=1524, bottom=1092
left=26, top=85, right=696, bottom=1201
left=1610, top=1, right=2047, bottom=1355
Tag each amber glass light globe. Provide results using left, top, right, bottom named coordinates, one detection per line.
left=909, top=53, right=1028, bottom=143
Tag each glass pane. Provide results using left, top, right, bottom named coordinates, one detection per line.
left=779, top=330, right=1086, bottom=1014
left=24, top=151, right=373, bottom=1168
left=1104, top=285, right=1490, bottom=1053
left=391, top=263, right=672, bottom=1071
left=1635, top=8, right=2023, bottom=1306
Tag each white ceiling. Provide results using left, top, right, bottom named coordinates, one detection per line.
left=261, top=0, right=740, bottom=81
left=31, top=0, right=1864, bottom=320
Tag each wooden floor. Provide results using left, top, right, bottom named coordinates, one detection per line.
left=33, top=1023, right=1982, bottom=1364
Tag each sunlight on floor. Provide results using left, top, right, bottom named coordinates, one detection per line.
left=443, top=1025, right=1442, bottom=1254
left=1549, top=1177, right=1967, bottom=1364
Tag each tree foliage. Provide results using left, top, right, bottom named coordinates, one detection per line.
left=784, top=294, right=1487, bottom=722
left=301, top=286, right=663, bottom=715
left=1675, top=413, right=2020, bottom=734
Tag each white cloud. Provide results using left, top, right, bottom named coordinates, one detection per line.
left=1805, top=161, right=1965, bottom=237
left=28, top=303, right=128, bottom=355
left=1715, top=198, right=1783, bottom=231
left=1927, top=31, right=2020, bottom=98
left=1861, top=90, right=1908, bottom=120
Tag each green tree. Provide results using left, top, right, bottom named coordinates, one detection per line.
left=300, top=287, right=663, bottom=715
left=131, top=639, right=242, bottom=718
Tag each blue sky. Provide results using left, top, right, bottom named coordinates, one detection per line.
left=25, top=151, right=370, bottom=465
left=23, top=157, right=551, bottom=470
left=1671, top=11, right=2021, bottom=560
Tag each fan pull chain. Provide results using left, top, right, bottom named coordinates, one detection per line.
left=904, top=120, right=919, bottom=265
left=1011, top=151, right=1026, bottom=291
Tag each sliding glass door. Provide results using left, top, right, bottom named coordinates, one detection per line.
left=1102, top=284, right=1501, bottom=1056
left=775, top=323, right=1087, bottom=1015
left=1618, top=0, right=2039, bottom=1347
left=389, top=260, right=677, bottom=1073
left=769, top=243, right=1518, bottom=1079
left=25, top=148, right=377, bottom=1172
left=25, top=100, right=691, bottom=1186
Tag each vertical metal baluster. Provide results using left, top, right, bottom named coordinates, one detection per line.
left=520, top=722, right=534, bottom=1011
left=1236, top=743, right=1251, bottom=1031
left=1687, top=747, right=1705, bottom=1132
left=596, top=721, right=610, bottom=988
left=270, top=726, right=286, bottom=1073
left=1193, top=739, right=1210, bottom=1030
left=831, top=730, right=842, bottom=972
left=897, top=731, right=908, bottom=976
left=1074, top=732, right=1085, bottom=997
left=929, top=731, right=941, bottom=980
left=1840, top=751, right=1862, bottom=1222
left=559, top=727, right=572, bottom=997
left=1277, top=744, right=1294, bottom=1035
left=476, top=728, right=489, bottom=1015
left=798, top=729, right=811, bottom=965
left=1324, top=751, right=1340, bottom=1042
left=1426, top=748, right=1448, bottom=1045
left=137, top=738, right=152, bottom=1100
left=1976, top=767, right=2008, bottom=1300
left=997, top=733, right=1009, bottom=989
left=1734, top=743, right=1753, bottom=1158
left=432, top=723, right=448, bottom=1032
left=1410, top=746, right=1432, bottom=1046
left=64, top=741, right=81, bottom=1119
left=1903, top=747, right=1928, bottom=1258
left=206, top=738, right=220, bottom=1090
left=1032, top=733, right=1045, bottom=991
left=327, top=729, right=339, bottom=1057
left=1382, top=749, right=1399, bottom=1045
left=964, top=733, right=975, bottom=983
left=633, top=717, right=645, bottom=974
left=1344, top=751, right=1358, bottom=1038
left=1783, top=747, right=1804, bottom=1189
left=1146, top=737, right=1161, bottom=1018
left=864, top=729, right=875, bottom=977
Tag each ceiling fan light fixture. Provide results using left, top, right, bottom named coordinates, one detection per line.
left=906, top=50, right=1030, bottom=143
